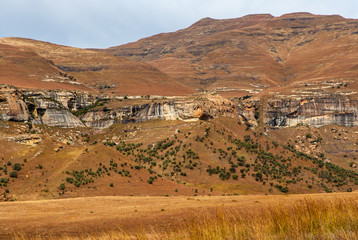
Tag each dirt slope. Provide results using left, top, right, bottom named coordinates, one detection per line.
left=105, top=13, right=358, bottom=95
left=0, top=38, right=194, bottom=96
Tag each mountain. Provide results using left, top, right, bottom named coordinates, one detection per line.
left=104, top=12, right=358, bottom=97
left=0, top=37, right=193, bottom=96
left=0, top=13, right=357, bottom=202
left=2, top=13, right=358, bottom=97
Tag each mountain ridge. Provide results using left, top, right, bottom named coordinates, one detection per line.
left=103, top=12, right=358, bottom=97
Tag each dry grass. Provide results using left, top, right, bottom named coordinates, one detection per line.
left=171, top=198, right=358, bottom=240
left=10, top=196, right=358, bottom=240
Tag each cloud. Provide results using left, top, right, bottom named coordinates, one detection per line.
left=1, top=0, right=358, bottom=48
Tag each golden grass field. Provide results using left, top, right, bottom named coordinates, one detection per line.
left=2, top=192, right=358, bottom=239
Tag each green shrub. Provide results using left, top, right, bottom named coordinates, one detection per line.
left=13, top=163, right=21, bottom=171
left=66, top=177, right=74, bottom=184
left=148, top=176, right=155, bottom=184
left=9, top=171, right=17, bottom=178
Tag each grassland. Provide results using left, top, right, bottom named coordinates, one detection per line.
left=2, top=192, right=358, bottom=239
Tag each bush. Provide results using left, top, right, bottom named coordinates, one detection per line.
left=109, top=183, right=114, bottom=187
left=275, top=184, right=288, bottom=193
left=66, top=177, right=74, bottom=184
left=13, top=163, right=21, bottom=171
left=59, top=183, right=65, bottom=190
left=9, top=171, right=18, bottom=178
left=148, top=176, right=155, bottom=184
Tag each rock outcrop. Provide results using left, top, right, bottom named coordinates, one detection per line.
left=0, top=85, right=92, bottom=128
left=0, top=85, right=30, bottom=121
left=1, top=84, right=357, bottom=129
left=81, top=95, right=236, bottom=127
left=41, top=109, right=84, bottom=128
left=237, top=95, right=358, bottom=128
left=22, top=89, right=96, bottom=111
left=0, top=85, right=237, bottom=128
left=264, top=96, right=358, bottom=128
left=236, top=97, right=261, bottom=127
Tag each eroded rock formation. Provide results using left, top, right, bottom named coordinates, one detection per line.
left=238, top=95, right=358, bottom=128
left=0, top=84, right=357, bottom=129
left=81, top=95, right=236, bottom=127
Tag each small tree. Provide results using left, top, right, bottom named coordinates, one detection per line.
left=9, top=171, right=18, bottom=178
left=13, top=163, right=21, bottom=171
left=147, top=176, right=155, bottom=184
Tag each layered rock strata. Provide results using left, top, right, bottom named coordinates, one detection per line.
left=0, top=84, right=357, bottom=129
left=238, top=95, right=358, bottom=128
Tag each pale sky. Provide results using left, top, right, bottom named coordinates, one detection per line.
left=1, top=0, right=358, bottom=48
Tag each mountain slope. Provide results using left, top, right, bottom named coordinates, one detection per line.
left=105, top=13, right=358, bottom=96
left=0, top=38, right=194, bottom=96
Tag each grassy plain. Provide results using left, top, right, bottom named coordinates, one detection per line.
left=2, top=192, right=358, bottom=239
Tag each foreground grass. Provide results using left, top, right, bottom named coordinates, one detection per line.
left=12, top=197, right=358, bottom=240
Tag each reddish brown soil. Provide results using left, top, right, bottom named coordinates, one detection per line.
left=0, top=38, right=194, bottom=96
left=105, top=13, right=358, bottom=96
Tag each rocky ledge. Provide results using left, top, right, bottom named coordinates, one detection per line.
left=0, top=85, right=236, bottom=128
left=238, top=95, right=358, bottom=128
left=0, top=84, right=357, bottom=129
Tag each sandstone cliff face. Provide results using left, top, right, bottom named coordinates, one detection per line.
left=0, top=85, right=30, bottom=121
left=22, top=89, right=96, bottom=111
left=0, top=85, right=237, bottom=128
left=264, top=97, right=358, bottom=128
left=235, top=98, right=261, bottom=127
left=81, top=95, right=237, bottom=127
left=237, top=95, right=358, bottom=128
left=1, top=85, right=357, bottom=129
left=0, top=85, right=93, bottom=128
left=41, top=109, right=84, bottom=128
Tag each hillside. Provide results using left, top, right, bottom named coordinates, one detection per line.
left=1, top=117, right=357, bottom=202
left=105, top=13, right=358, bottom=97
left=0, top=38, right=193, bottom=96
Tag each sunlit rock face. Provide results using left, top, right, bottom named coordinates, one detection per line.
left=0, top=85, right=30, bottom=122
left=0, top=84, right=357, bottom=129
left=264, top=97, right=358, bottom=128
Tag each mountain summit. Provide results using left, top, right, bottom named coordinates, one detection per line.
left=104, top=13, right=358, bottom=96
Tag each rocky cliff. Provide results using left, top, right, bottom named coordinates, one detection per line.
left=0, top=85, right=236, bottom=128
left=264, top=96, right=358, bottom=128
left=0, top=84, right=357, bottom=129
left=0, top=85, right=30, bottom=121
left=81, top=95, right=236, bottom=127
left=238, top=94, right=358, bottom=128
left=0, top=85, right=91, bottom=128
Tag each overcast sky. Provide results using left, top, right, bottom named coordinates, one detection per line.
left=1, top=0, right=358, bottom=49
